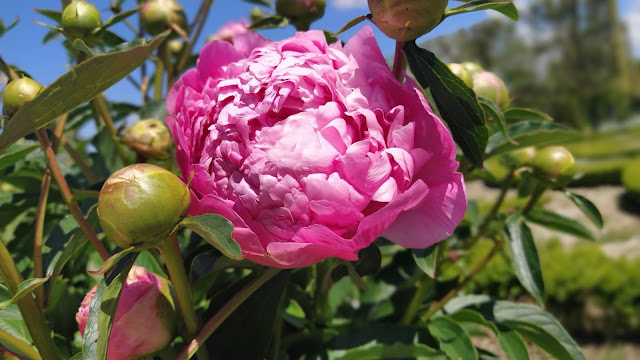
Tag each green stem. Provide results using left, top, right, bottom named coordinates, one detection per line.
left=391, top=40, right=406, bottom=81
left=155, top=236, right=207, bottom=359
left=32, top=169, right=51, bottom=309
left=401, top=274, right=432, bottom=325
left=176, top=0, right=214, bottom=74
left=419, top=238, right=505, bottom=323
left=177, top=267, right=281, bottom=360
left=522, top=183, right=546, bottom=216
left=0, top=236, right=61, bottom=360
left=0, top=328, right=43, bottom=360
left=91, top=94, right=130, bottom=165
left=153, top=59, right=164, bottom=100
left=62, top=139, right=99, bottom=184
left=472, top=171, right=515, bottom=244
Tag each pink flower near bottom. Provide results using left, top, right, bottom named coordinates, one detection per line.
left=76, top=266, right=176, bottom=360
left=166, top=26, right=467, bottom=268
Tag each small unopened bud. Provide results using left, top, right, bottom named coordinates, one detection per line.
left=532, top=146, right=575, bottom=179
left=447, top=63, right=472, bottom=87
left=276, top=0, right=326, bottom=30
left=77, top=266, right=176, bottom=360
left=472, top=71, right=510, bottom=109
left=124, top=119, right=172, bottom=160
left=140, top=0, right=187, bottom=36
left=250, top=7, right=265, bottom=23
left=97, top=164, right=190, bottom=248
left=500, top=146, right=536, bottom=169
left=2, top=78, right=44, bottom=117
left=368, top=0, right=448, bottom=41
left=61, top=1, right=103, bottom=40
left=461, top=62, right=484, bottom=76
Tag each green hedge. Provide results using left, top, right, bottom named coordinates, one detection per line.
left=621, top=159, right=640, bottom=203
left=446, top=239, right=640, bottom=338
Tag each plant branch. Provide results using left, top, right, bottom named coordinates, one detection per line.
left=176, top=0, right=214, bottom=75
left=91, top=94, right=130, bottom=164
left=177, top=267, right=281, bottom=360
left=0, top=235, right=61, bottom=360
left=35, top=129, right=110, bottom=261
left=401, top=273, right=432, bottom=325
left=391, top=40, right=406, bottom=81
left=0, top=328, right=43, bottom=360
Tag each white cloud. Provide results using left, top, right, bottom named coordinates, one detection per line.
left=331, top=0, right=368, bottom=10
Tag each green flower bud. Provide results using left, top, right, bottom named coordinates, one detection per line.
left=97, top=164, right=190, bottom=248
left=167, top=39, right=184, bottom=54
left=140, top=0, right=187, bottom=36
left=123, top=119, right=172, bottom=159
left=500, top=146, right=536, bottom=169
left=276, top=0, right=326, bottom=29
left=368, top=0, right=448, bottom=41
left=532, top=146, right=575, bottom=179
left=447, top=63, right=472, bottom=87
left=250, top=7, right=265, bottom=23
left=472, top=71, right=510, bottom=109
left=2, top=78, right=44, bottom=117
left=61, top=1, right=103, bottom=40
left=461, top=62, right=484, bottom=76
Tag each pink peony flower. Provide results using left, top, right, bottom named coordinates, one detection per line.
left=166, top=26, right=467, bottom=268
left=207, top=20, right=251, bottom=44
left=76, top=266, right=176, bottom=360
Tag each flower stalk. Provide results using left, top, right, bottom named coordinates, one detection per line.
left=0, top=328, right=43, bottom=360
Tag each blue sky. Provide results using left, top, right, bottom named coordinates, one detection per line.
left=0, top=0, right=637, bottom=106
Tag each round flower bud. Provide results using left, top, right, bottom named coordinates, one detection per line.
left=447, top=63, right=472, bottom=87
left=500, top=146, right=536, bottom=169
left=2, top=78, right=44, bottom=117
left=276, top=0, right=326, bottom=29
left=123, top=119, right=172, bottom=160
left=250, top=7, right=265, bottom=23
left=167, top=39, right=184, bottom=54
left=472, top=71, right=509, bottom=109
left=461, top=62, right=484, bottom=76
left=368, top=0, right=448, bottom=41
left=140, top=0, right=187, bottom=36
left=77, top=266, right=176, bottom=360
left=97, top=164, right=190, bottom=248
left=61, top=1, right=103, bottom=40
left=532, top=146, right=575, bottom=179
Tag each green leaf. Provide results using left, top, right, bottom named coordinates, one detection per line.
left=563, top=190, right=603, bottom=229
left=96, top=255, right=136, bottom=360
left=478, top=96, right=515, bottom=144
left=403, top=42, right=488, bottom=167
left=0, top=31, right=170, bottom=155
left=9, top=277, right=50, bottom=303
left=497, top=329, right=530, bottom=360
left=139, top=99, right=169, bottom=120
left=176, top=214, right=242, bottom=260
left=0, top=144, right=39, bottom=171
left=34, top=9, right=62, bottom=23
left=503, top=108, right=553, bottom=122
left=101, top=30, right=126, bottom=48
left=486, top=120, right=581, bottom=156
left=427, top=316, right=478, bottom=360
left=248, top=15, right=289, bottom=30
left=526, top=208, right=596, bottom=241
left=332, top=15, right=367, bottom=37
left=88, top=246, right=139, bottom=276
left=504, top=214, right=545, bottom=304
left=73, top=39, right=98, bottom=57
left=332, top=342, right=446, bottom=360
left=449, top=309, right=496, bottom=332
left=43, top=29, right=64, bottom=44
left=99, top=6, right=140, bottom=31
left=82, top=281, right=106, bottom=360
left=493, top=301, right=586, bottom=360
left=413, top=243, right=438, bottom=278
left=445, top=0, right=519, bottom=21
left=243, top=0, right=273, bottom=7
left=0, top=17, right=19, bottom=38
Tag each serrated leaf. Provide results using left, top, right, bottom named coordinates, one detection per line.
left=0, top=144, right=39, bottom=171
left=34, top=9, right=62, bottom=23
left=0, top=31, right=169, bottom=154
left=96, top=255, right=136, bottom=360
left=486, top=120, right=581, bottom=156
left=248, top=15, right=289, bottom=30
left=526, top=208, right=596, bottom=241
left=403, top=42, right=488, bottom=167
left=563, top=191, right=603, bottom=229
left=428, top=316, right=478, bottom=360
left=176, top=214, right=242, bottom=260
left=497, top=329, right=530, bottom=360
left=503, top=107, right=553, bottom=122
left=504, top=214, right=545, bottom=304
left=9, top=277, right=50, bottom=303
left=493, top=301, right=586, bottom=360
left=478, top=96, right=515, bottom=144
left=332, top=15, right=367, bottom=37
left=445, top=0, right=519, bottom=21
left=413, top=243, right=438, bottom=278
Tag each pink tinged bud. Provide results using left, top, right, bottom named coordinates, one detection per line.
left=472, top=71, right=510, bottom=109
left=76, top=266, right=176, bottom=360
left=368, top=0, right=448, bottom=41
left=447, top=63, right=472, bottom=87
left=123, top=119, right=172, bottom=160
